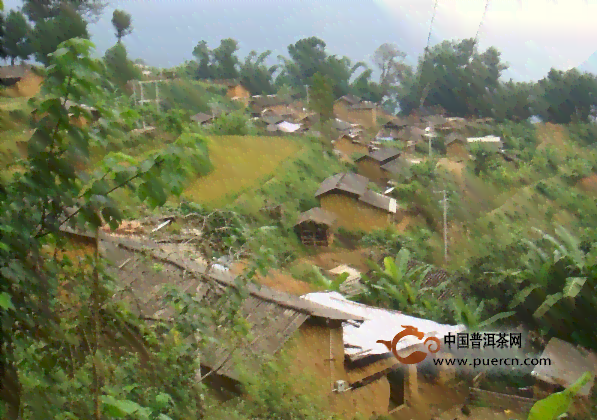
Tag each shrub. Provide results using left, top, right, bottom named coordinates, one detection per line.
left=212, top=111, right=249, bottom=135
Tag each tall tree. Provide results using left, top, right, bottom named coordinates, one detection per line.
left=373, top=43, right=408, bottom=97
left=21, top=0, right=105, bottom=24
left=192, top=40, right=214, bottom=79
left=212, top=38, right=239, bottom=80
left=111, top=9, right=132, bottom=43
left=285, top=36, right=328, bottom=91
left=4, top=10, right=30, bottom=65
left=310, top=71, right=334, bottom=122
left=240, top=50, right=277, bottom=94
left=104, top=42, right=139, bottom=88
left=0, top=12, right=7, bottom=62
left=29, top=2, right=89, bottom=64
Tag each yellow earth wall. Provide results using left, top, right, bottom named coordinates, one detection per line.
left=319, top=193, right=392, bottom=232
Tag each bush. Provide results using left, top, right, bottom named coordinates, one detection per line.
left=211, top=111, right=249, bottom=135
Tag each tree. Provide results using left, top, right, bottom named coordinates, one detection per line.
left=240, top=50, right=277, bottom=95
left=192, top=40, right=214, bottom=79
left=29, top=3, right=89, bottom=64
left=111, top=9, right=132, bottom=43
left=0, top=37, right=212, bottom=419
left=284, top=36, right=328, bottom=91
left=0, top=12, right=7, bottom=62
left=21, top=0, right=106, bottom=24
left=212, top=38, right=239, bottom=80
left=373, top=43, right=408, bottom=97
left=103, top=42, right=139, bottom=87
left=309, top=72, right=334, bottom=122
left=4, top=10, right=30, bottom=65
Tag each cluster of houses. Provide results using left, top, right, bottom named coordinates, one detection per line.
left=60, top=221, right=597, bottom=420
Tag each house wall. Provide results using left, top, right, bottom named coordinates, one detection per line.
left=333, top=102, right=377, bottom=128
left=4, top=72, right=43, bottom=97
left=319, top=192, right=392, bottom=232
left=446, top=142, right=469, bottom=160
left=284, top=320, right=392, bottom=419
left=228, top=85, right=250, bottom=106
left=357, top=158, right=389, bottom=184
left=335, top=137, right=368, bottom=157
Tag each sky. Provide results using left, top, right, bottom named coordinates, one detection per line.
left=5, top=0, right=597, bottom=82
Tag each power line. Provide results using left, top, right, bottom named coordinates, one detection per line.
left=417, top=0, right=439, bottom=110
left=473, top=0, right=491, bottom=50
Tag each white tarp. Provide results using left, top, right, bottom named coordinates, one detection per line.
left=467, top=135, right=501, bottom=143
left=277, top=121, right=302, bottom=133
left=301, top=291, right=465, bottom=358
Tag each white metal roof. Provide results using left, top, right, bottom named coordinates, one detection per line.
left=388, top=197, right=397, bottom=214
left=277, top=121, right=302, bottom=133
left=301, top=291, right=465, bottom=360
left=467, top=135, right=502, bottom=143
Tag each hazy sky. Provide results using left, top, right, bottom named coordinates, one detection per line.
left=5, top=0, right=597, bottom=82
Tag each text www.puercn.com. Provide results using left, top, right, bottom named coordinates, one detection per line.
left=433, top=357, right=552, bottom=368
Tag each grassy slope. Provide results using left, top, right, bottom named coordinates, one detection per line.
left=182, top=135, right=302, bottom=207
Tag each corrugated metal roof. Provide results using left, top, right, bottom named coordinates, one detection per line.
left=380, top=157, right=414, bottom=175
left=315, top=173, right=369, bottom=198
left=301, top=292, right=465, bottom=362
left=356, top=147, right=401, bottom=163
left=277, top=121, right=302, bottom=133
left=445, top=132, right=466, bottom=145
left=531, top=338, right=597, bottom=396
left=295, top=207, right=336, bottom=226
left=191, top=112, right=214, bottom=124
left=337, top=94, right=361, bottom=105
left=467, top=135, right=502, bottom=143
left=358, top=190, right=397, bottom=213
left=262, top=115, right=285, bottom=125
left=91, top=235, right=365, bottom=380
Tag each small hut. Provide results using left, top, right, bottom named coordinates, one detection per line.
left=294, top=207, right=336, bottom=247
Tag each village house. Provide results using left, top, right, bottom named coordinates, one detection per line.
left=332, top=133, right=368, bottom=157
left=445, top=133, right=470, bottom=161
left=70, top=232, right=406, bottom=419
left=294, top=207, right=336, bottom=247
left=397, top=126, right=426, bottom=152
left=211, top=79, right=251, bottom=106
left=0, top=64, right=43, bottom=97
left=467, top=135, right=503, bottom=151
left=376, top=117, right=409, bottom=141
left=249, top=94, right=293, bottom=117
left=379, top=156, right=418, bottom=182
left=301, top=291, right=465, bottom=416
left=355, top=147, right=402, bottom=184
left=315, top=172, right=399, bottom=232
left=333, top=94, right=379, bottom=128
left=191, top=112, right=218, bottom=126
left=331, top=118, right=363, bottom=139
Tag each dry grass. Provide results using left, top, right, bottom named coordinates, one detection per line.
left=183, top=135, right=301, bottom=206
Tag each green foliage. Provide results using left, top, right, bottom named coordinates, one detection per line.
left=29, top=4, right=89, bottom=65
left=359, top=227, right=403, bottom=255
left=111, top=9, right=133, bottom=42
left=527, top=372, right=592, bottom=420
left=359, top=248, right=451, bottom=321
left=4, top=10, right=31, bottom=65
left=211, top=110, right=249, bottom=135
left=310, top=266, right=350, bottom=291
left=0, top=37, right=211, bottom=418
left=103, top=42, right=140, bottom=88
left=310, top=72, right=335, bottom=122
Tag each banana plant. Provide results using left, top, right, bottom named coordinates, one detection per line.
left=521, top=226, right=589, bottom=318
left=359, top=248, right=443, bottom=318
left=311, top=266, right=350, bottom=292
left=453, top=296, right=516, bottom=329
left=527, top=372, right=593, bottom=420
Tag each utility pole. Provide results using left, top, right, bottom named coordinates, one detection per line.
left=305, top=85, right=309, bottom=109
left=434, top=190, right=449, bottom=263
left=425, top=126, right=434, bottom=159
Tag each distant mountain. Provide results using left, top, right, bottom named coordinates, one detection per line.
left=578, top=51, right=597, bottom=74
